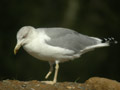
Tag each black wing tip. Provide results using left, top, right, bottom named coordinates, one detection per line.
left=101, top=37, right=118, bottom=45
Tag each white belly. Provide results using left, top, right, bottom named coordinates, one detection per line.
left=23, top=38, right=75, bottom=62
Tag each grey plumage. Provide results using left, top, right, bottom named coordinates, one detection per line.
left=37, top=28, right=101, bottom=53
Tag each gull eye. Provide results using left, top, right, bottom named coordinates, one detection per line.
left=22, top=34, right=27, bottom=39
left=22, top=30, right=30, bottom=39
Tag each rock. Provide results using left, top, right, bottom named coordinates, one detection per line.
left=85, top=77, right=120, bottom=90
left=0, top=77, right=119, bottom=90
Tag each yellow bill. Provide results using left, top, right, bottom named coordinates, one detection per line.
left=14, top=42, right=22, bottom=55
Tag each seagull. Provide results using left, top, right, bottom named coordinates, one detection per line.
left=14, top=26, right=117, bottom=85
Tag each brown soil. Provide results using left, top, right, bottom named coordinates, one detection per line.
left=0, top=77, right=120, bottom=90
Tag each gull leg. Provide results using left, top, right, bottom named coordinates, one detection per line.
left=41, top=60, right=59, bottom=85
left=53, top=60, right=59, bottom=83
left=45, top=61, right=54, bottom=79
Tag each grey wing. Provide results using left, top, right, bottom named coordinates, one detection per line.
left=44, top=28, right=99, bottom=53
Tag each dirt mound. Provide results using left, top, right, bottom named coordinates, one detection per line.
left=0, top=77, right=120, bottom=90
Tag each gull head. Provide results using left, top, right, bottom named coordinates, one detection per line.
left=14, top=26, right=35, bottom=54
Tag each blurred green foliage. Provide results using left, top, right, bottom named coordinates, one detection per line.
left=0, top=0, right=120, bottom=82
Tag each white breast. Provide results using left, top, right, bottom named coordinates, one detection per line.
left=23, top=30, right=75, bottom=62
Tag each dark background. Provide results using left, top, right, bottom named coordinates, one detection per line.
left=0, top=0, right=120, bottom=82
